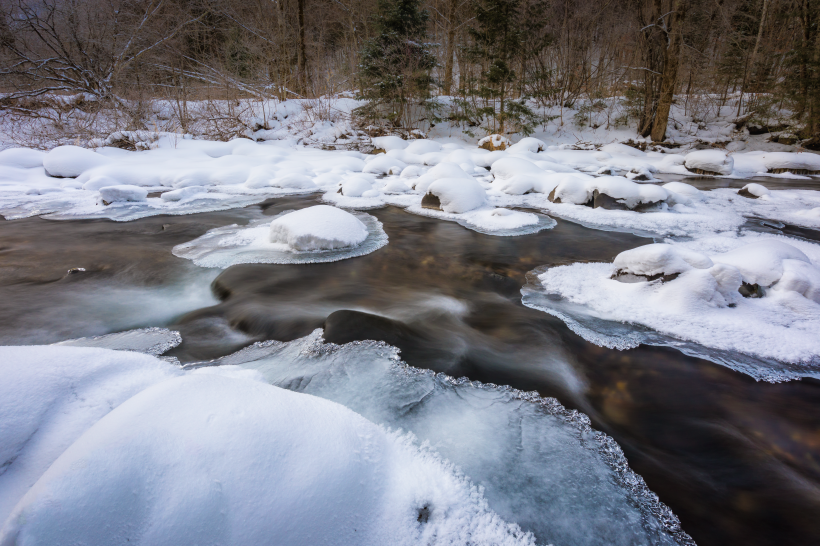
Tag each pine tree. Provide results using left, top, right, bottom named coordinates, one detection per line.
left=356, top=0, right=437, bottom=130
left=459, top=0, right=538, bottom=135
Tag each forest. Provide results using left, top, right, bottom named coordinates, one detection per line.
left=1, top=0, right=819, bottom=147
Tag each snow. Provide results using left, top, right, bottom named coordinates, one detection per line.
left=683, top=149, right=734, bottom=175
left=98, top=185, right=148, bottom=203
left=270, top=205, right=368, bottom=250
left=172, top=208, right=388, bottom=268
left=0, top=346, right=181, bottom=524
left=161, top=186, right=207, bottom=201
left=549, top=175, right=669, bottom=209
left=523, top=236, right=820, bottom=382
left=43, top=145, right=111, bottom=178
left=0, top=149, right=45, bottom=169
left=739, top=183, right=770, bottom=198
left=198, top=330, right=691, bottom=546
left=426, top=177, right=486, bottom=213
left=0, top=346, right=534, bottom=546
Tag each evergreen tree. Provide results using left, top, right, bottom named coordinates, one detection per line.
left=458, top=0, right=539, bottom=135
left=355, top=0, right=437, bottom=130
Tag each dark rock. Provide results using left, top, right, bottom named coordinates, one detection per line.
left=370, top=147, right=386, bottom=155
left=738, top=282, right=764, bottom=298
left=593, top=190, right=629, bottom=210
left=612, top=270, right=680, bottom=284
left=417, top=505, right=430, bottom=523
left=631, top=173, right=651, bottom=181
left=547, top=187, right=561, bottom=203
left=737, top=187, right=759, bottom=199
left=421, top=193, right=442, bottom=210
left=323, top=310, right=431, bottom=361
left=147, top=192, right=164, bottom=198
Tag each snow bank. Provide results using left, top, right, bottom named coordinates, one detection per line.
left=0, top=346, right=181, bottom=523
left=0, top=148, right=45, bottom=169
left=738, top=183, right=770, bottom=199
left=760, top=152, right=820, bottom=172
left=43, top=146, right=111, bottom=178
left=0, top=350, right=534, bottom=546
left=173, top=208, right=388, bottom=268
left=683, top=150, right=733, bottom=175
left=524, top=238, right=820, bottom=381
left=426, top=178, right=486, bottom=213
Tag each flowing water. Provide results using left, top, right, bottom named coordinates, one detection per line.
left=1, top=182, right=818, bottom=546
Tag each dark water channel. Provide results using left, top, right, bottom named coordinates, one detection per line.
left=0, top=193, right=818, bottom=546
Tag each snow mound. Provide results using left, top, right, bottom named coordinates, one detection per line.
left=426, top=178, right=486, bottom=213
left=413, top=162, right=473, bottom=193
left=371, top=136, right=408, bottom=151
left=173, top=208, right=388, bottom=268
left=43, top=146, right=111, bottom=178
left=0, top=148, right=45, bottom=169
left=506, top=138, right=546, bottom=154
left=339, top=175, right=375, bottom=197
left=98, top=185, right=148, bottom=204
left=0, top=346, right=181, bottom=524
left=1, top=370, right=534, bottom=546
left=523, top=238, right=820, bottom=381
left=738, top=183, right=770, bottom=198
left=761, top=152, right=820, bottom=172
left=363, top=154, right=407, bottom=175
left=161, top=186, right=207, bottom=202
left=683, top=150, right=733, bottom=175
left=270, top=205, right=368, bottom=250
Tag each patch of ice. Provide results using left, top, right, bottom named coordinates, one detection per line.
left=187, top=330, right=693, bottom=546
left=54, top=327, right=182, bottom=356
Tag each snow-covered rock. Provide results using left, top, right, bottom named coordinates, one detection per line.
left=98, top=185, right=148, bottom=204
left=338, top=175, right=374, bottom=197
left=371, top=136, right=408, bottom=152
left=683, top=149, right=734, bottom=175
left=363, top=154, right=406, bottom=175
left=549, top=175, right=669, bottom=209
left=738, top=183, right=770, bottom=199
left=269, top=205, right=368, bottom=251
left=425, top=178, right=486, bottom=213
left=478, top=134, right=511, bottom=151
left=413, top=162, right=473, bottom=193
left=507, top=138, right=546, bottom=154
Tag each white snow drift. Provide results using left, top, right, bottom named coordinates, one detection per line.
left=0, top=346, right=533, bottom=546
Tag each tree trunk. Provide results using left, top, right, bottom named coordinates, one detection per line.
left=443, top=0, right=456, bottom=95
left=651, top=0, right=686, bottom=142
left=297, top=0, right=308, bottom=92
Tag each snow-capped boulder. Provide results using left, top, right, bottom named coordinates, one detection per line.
left=712, top=240, right=812, bottom=289
left=0, top=369, right=533, bottom=546
left=363, top=154, right=406, bottom=175
left=338, top=175, right=374, bottom=197
left=507, top=138, right=546, bottom=154
left=43, top=146, right=111, bottom=178
left=761, top=152, right=820, bottom=174
left=612, top=244, right=714, bottom=280
left=737, top=183, right=770, bottom=199
left=683, top=150, right=734, bottom=175
left=424, top=178, right=486, bottom=213
left=272, top=173, right=317, bottom=190
left=478, top=134, right=511, bottom=151
left=269, top=205, right=368, bottom=251
left=98, top=185, right=148, bottom=204
left=413, top=162, right=472, bottom=193
left=549, top=176, right=669, bottom=210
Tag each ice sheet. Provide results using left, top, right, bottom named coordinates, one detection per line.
left=192, top=331, right=694, bottom=546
